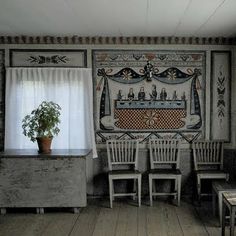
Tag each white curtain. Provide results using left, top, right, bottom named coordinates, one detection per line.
left=5, top=67, right=97, bottom=158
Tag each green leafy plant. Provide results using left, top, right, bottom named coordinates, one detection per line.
left=22, top=101, right=61, bottom=142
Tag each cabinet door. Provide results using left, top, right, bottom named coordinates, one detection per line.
left=0, top=157, right=86, bottom=207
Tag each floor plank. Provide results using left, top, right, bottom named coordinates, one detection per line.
left=0, top=214, right=52, bottom=236
left=137, top=204, right=148, bottom=236
left=70, top=202, right=100, bottom=236
left=164, top=203, right=184, bottom=236
left=195, top=201, right=221, bottom=236
left=92, top=201, right=119, bottom=236
left=175, top=201, right=208, bottom=236
left=146, top=201, right=168, bottom=236
left=115, top=201, right=138, bottom=236
left=0, top=199, right=225, bottom=236
left=146, top=200, right=184, bottom=236
left=41, top=213, right=78, bottom=236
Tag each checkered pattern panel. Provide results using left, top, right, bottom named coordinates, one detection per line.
left=114, top=109, right=186, bottom=129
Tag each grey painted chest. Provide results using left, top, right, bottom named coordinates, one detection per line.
left=0, top=149, right=90, bottom=209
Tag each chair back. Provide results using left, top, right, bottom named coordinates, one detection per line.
left=106, top=139, right=139, bottom=171
left=192, top=140, right=224, bottom=171
left=149, top=139, right=180, bottom=169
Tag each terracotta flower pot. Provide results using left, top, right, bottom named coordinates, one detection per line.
left=36, top=137, right=52, bottom=154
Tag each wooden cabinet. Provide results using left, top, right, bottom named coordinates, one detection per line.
left=0, top=149, right=90, bottom=213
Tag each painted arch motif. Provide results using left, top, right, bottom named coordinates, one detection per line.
left=93, top=50, right=206, bottom=143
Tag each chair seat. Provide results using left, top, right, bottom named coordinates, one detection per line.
left=109, top=170, right=141, bottom=175
left=196, top=170, right=228, bottom=178
left=109, top=170, right=141, bottom=179
left=149, top=169, right=181, bottom=175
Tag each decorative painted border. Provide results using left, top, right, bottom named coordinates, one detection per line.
left=0, top=36, right=235, bottom=45
left=210, top=51, right=231, bottom=142
left=96, top=130, right=202, bottom=144
left=9, top=49, right=87, bottom=67
left=0, top=49, right=5, bottom=100
left=0, top=49, right=5, bottom=150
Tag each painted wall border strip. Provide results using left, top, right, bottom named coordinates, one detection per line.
left=0, top=36, right=236, bottom=45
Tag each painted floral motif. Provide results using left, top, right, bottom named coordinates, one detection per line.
left=142, top=111, right=159, bottom=126
left=145, top=53, right=156, bottom=61
left=217, top=69, right=226, bottom=118
left=133, top=54, right=142, bottom=60
left=122, top=69, right=133, bottom=80
left=191, top=54, right=202, bottom=61
left=97, top=53, right=108, bottom=61
left=167, top=69, right=177, bottom=80
left=180, top=55, right=190, bottom=61
left=122, top=55, right=129, bottom=61
left=157, top=54, right=167, bottom=61
left=109, top=54, right=118, bottom=60
left=27, top=55, right=69, bottom=64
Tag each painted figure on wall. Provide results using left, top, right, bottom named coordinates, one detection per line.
left=144, top=61, right=154, bottom=81
left=128, top=88, right=135, bottom=100
left=181, top=92, right=186, bottom=100
left=117, top=90, right=123, bottom=100
left=138, top=87, right=145, bottom=100
left=160, top=88, right=167, bottom=100
left=172, top=90, right=178, bottom=100
left=150, top=84, right=157, bottom=100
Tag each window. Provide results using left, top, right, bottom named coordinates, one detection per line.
left=5, top=68, right=97, bottom=157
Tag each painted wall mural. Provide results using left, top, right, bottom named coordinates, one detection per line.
left=211, top=51, right=231, bottom=142
left=92, top=50, right=206, bottom=143
left=10, top=49, right=87, bottom=67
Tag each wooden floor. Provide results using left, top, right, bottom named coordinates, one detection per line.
left=0, top=198, right=231, bottom=236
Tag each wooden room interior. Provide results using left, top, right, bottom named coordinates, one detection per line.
left=1, top=0, right=236, bottom=235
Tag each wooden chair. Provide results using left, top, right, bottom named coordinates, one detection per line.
left=148, top=139, right=182, bottom=206
left=192, top=140, right=229, bottom=203
left=106, top=139, right=141, bottom=208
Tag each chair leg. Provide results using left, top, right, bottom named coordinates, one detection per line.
left=153, top=179, right=157, bottom=200
left=109, top=176, right=113, bottom=208
left=133, top=179, right=137, bottom=200
left=230, top=207, right=235, bottom=236
left=138, top=176, right=141, bottom=207
left=149, top=175, right=153, bottom=206
left=197, top=176, right=201, bottom=205
left=222, top=201, right=226, bottom=236
left=219, top=193, right=223, bottom=227
left=212, top=189, right=216, bottom=217
left=177, top=176, right=181, bottom=206
left=174, top=178, right=177, bottom=200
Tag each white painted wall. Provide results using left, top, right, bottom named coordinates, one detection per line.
left=1, top=42, right=236, bottom=196
left=1, top=43, right=234, bottom=146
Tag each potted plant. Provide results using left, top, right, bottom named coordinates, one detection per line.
left=22, top=101, right=61, bottom=154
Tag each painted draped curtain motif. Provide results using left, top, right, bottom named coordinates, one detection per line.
left=92, top=50, right=206, bottom=143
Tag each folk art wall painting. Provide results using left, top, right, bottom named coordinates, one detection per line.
left=93, top=50, right=206, bottom=144
left=211, top=51, right=231, bottom=142
left=10, top=49, right=87, bottom=67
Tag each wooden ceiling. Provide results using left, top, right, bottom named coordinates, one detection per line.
left=0, top=0, right=236, bottom=37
